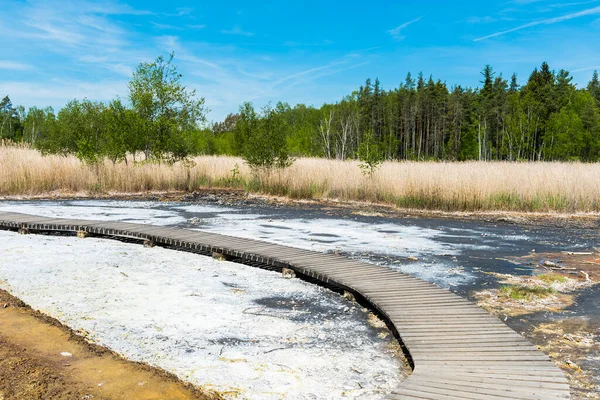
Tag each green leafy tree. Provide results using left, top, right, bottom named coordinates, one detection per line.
left=22, top=106, right=51, bottom=145
left=284, top=104, right=321, bottom=157
left=575, top=90, right=600, bottom=160
left=45, top=99, right=106, bottom=163
left=233, top=102, right=258, bottom=156
left=210, top=113, right=240, bottom=155
left=546, top=107, right=585, bottom=160
left=358, top=129, right=384, bottom=177
left=103, top=98, right=136, bottom=163
left=128, top=52, right=207, bottom=162
left=239, top=102, right=293, bottom=172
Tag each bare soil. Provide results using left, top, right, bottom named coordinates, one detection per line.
left=0, top=289, right=219, bottom=400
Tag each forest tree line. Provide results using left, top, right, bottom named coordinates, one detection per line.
left=1, top=53, right=207, bottom=164
left=2, top=57, right=600, bottom=163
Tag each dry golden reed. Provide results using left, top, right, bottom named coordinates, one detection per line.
left=1, top=143, right=600, bottom=212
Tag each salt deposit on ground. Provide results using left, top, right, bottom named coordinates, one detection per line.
left=0, top=200, right=186, bottom=226
left=193, top=211, right=484, bottom=286
left=0, top=231, right=406, bottom=399
left=0, top=200, right=478, bottom=286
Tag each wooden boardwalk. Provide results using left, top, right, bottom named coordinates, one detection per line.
left=0, top=211, right=571, bottom=399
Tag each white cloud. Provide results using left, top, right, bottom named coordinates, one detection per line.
left=572, top=65, right=600, bottom=72
left=272, top=62, right=347, bottom=86
left=0, top=61, right=33, bottom=71
left=285, top=62, right=370, bottom=89
left=0, top=0, right=374, bottom=121
left=151, top=22, right=183, bottom=31
left=154, top=36, right=221, bottom=70
left=475, top=5, right=600, bottom=41
left=1, top=80, right=129, bottom=108
left=464, top=16, right=517, bottom=24
left=282, top=39, right=334, bottom=47
left=387, top=16, right=423, bottom=41
left=106, top=63, right=134, bottom=77
left=79, top=55, right=109, bottom=63
left=466, top=16, right=499, bottom=24
left=549, top=1, right=599, bottom=8
left=156, top=35, right=179, bottom=49
left=221, top=26, right=254, bottom=37
left=179, top=54, right=221, bottom=70
left=512, top=0, right=543, bottom=4
left=86, top=1, right=152, bottom=16
left=174, top=7, right=193, bottom=16
left=25, top=21, right=86, bottom=45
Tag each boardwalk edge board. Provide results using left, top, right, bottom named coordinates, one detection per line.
left=0, top=212, right=571, bottom=399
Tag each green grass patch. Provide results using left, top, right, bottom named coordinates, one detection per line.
left=537, top=273, right=567, bottom=284
left=499, top=285, right=555, bottom=301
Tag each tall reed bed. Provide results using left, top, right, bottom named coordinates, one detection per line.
left=1, top=143, right=599, bottom=212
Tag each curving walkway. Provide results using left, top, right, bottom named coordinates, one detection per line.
left=0, top=211, right=571, bottom=399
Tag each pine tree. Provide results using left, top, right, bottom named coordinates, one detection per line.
left=477, top=65, right=495, bottom=160
left=0, top=95, right=14, bottom=139
left=509, top=73, right=519, bottom=94
left=404, top=72, right=415, bottom=90
left=480, top=65, right=495, bottom=96
left=358, top=79, right=373, bottom=140
left=588, top=70, right=600, bottom=106
left=555, top=69, right=575, bottom=109
left=540, top=62, right=554, bottom=86
left=373, top=78, right=383, bottom=139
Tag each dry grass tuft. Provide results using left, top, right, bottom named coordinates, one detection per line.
left=0, top=143, right=238, bottom=195
left=2, top=143, right=600, bottom=212
left=260, top=158, right=600, bottom=212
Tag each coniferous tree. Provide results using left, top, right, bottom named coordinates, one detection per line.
left=588, top=70, right=600, bottom=106
left=509, top=73, right=519, bottom=94
left=0, top=96, right=15, bottom=139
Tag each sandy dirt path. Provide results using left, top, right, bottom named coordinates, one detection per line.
left=0, top=289, right=216, bottom=400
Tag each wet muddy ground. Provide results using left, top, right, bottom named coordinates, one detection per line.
left=1, top=197, right=599, bottom=398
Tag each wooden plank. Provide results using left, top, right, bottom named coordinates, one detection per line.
left=417, top=371, right=570, bottom=385
left=397, top=380, right=570, bottom=400
left=411, top=375, right=569, bottom=394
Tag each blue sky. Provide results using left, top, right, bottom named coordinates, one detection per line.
left=1, top=0, right=599, bottom=122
